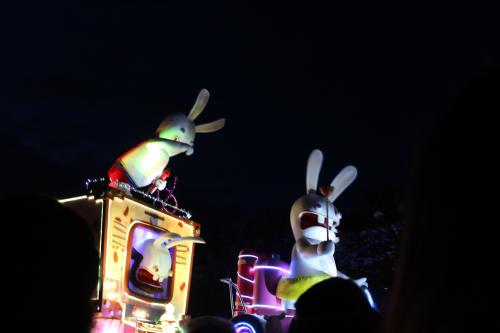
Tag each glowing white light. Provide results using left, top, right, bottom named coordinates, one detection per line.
left=240, top=295, right=254, bottom=300
left=58, top=195, right=88, bottom=203
left=107, top=291, right=118, bottom=301
left=237, top=272, right=255, bottom=284
left=254, top=265, right=290, bottom=275
left=104, top=279, right=118, bottom=291
left=238, top=254, right=259, bottom=260
left=132, top=309, right=148, bottom=319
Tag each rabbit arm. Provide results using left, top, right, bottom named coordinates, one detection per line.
left=296, top=237, right=320, bottom=257
left=163, top=237, right=205, bottom=249
left=337, top=271, right=368, bottom=288
left=337, top=271, right=349, bottom=279
left=146, top=139, right=193, bottom=157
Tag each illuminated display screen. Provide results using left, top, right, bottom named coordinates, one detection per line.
left=126, top=223, right=175, bottom=302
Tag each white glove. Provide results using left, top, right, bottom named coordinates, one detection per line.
left=155, top=178, right=167, bottom=191
left=353, top=277, right=368, bottom=288
left=185, top=146, right=194, bottom=156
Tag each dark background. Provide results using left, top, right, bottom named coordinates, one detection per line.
left=1, top=1, right=499, bottom=316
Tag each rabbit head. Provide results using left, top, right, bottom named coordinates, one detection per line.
left=139, top=232, right=205, bottom=282
left=156, top=89, right=225, bottom=145
left=290, top=149, right=357, bottom=244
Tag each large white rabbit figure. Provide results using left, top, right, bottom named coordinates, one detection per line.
left=108, top=89, right=225, bottom=191
left=135, top=232, right=205, bottom=292
left=277, top=149, right=366, bottom=309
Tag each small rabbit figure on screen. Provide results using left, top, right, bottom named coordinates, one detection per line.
left=134, top=232, right=205, bottom=293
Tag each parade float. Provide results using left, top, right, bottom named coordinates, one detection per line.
left=56, top=88, right=373, bottom=333
left=222, top=149, right=375, bottom=333
left=59, top=89, right=225, bottom=333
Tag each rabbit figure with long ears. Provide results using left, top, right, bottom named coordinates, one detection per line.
left=108, top=89, right=225, bottom=190
left=277, top=149, right=366, bottom=308
left=135, top=232, right=205, bottom=293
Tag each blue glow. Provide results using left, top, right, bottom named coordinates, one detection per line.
left=234, top=322, right=257, bottom=333
left=363, top=288, right=376, bottom=309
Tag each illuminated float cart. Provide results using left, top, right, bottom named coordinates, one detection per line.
left=57, top=88, right=225, bottom=333
left=224, top=149, right=376, bottom=333
left=60, top=182, right=203, bottom=333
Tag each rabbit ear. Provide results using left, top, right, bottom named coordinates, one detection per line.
left=195, top=118, right=226, bottom=133
left=328, top=165, right=357, bottom=202
left=163, top=236, right=205, bottom=249
left=306, top=149, right=324, bottom=193
left=153, top=232, right=181, bottom=248
left=188, top=89, right=210, bottom=120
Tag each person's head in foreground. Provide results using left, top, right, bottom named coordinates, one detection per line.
left=384, top=72, right=499, bottom=333
left=289, top=277, right=380, bottom=333
left=0, top=194, right=98, bottom=333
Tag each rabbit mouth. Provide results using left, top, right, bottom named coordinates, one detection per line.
left=300, top=212, right=327, bottom=230
left=299, top=211, right=338, bottom=233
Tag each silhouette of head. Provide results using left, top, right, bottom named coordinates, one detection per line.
left=0, top=194, right=98, bottom=333
left=290, top=277, right=379, bottom=333
left=385, top=72, right=499, bottom=333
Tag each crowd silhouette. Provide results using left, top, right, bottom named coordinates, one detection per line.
left=384, top=72, right=499, bottom=332
left=0, top=194, right=98, bottom=333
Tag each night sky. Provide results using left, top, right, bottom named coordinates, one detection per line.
left=2, top=1, right=499, bottom=316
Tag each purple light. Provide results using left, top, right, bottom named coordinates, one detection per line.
left=254, top=265, right=290, bottom=275
left=237, top=272, right=255, bottom=284
left=234, top=322, right=257, bottom=333
left=238, top=254, right=259, bottom=260
left=248, top=304, right=284, bottom=311
left=132, top=225, right=160, bottom=250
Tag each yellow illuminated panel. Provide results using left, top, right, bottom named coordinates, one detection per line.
left=60, top=193, right=201, bottom=330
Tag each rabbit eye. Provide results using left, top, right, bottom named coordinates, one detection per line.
left=180, top=127, right=186, bottom=133
left=315, top=204, right=321, bottom=209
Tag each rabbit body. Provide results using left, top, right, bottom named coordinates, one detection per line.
left=288, top=149, right=357, bottom=280
left=138, top=238, right=173, bottom=283
left=109, top=89, right=225, bottom=188
left=138, top=232, right=205, bottom=283
left=277, top=149, right=359, bottom=308
left=288, top=191, right=341, bottom=278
